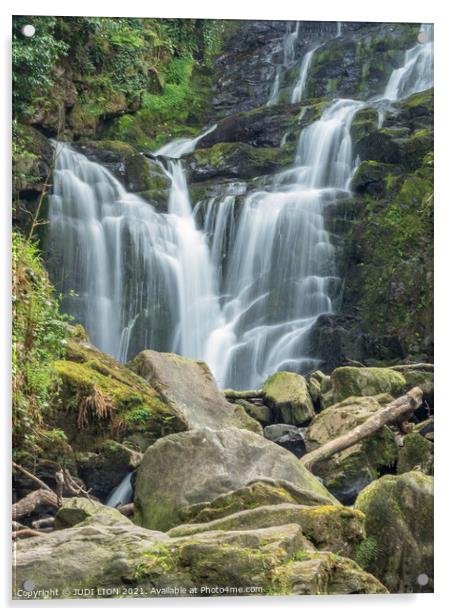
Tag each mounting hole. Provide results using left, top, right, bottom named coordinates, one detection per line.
left=417, top=573, right=429, bottom=586
left=417, top=31, right=428, bottom=44
left=21, top=24, right=36, bottom=38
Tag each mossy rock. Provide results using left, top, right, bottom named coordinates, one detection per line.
left=305, top=395, right=397, bottom=503
left=397, top=432, right=433, bottom=475
left=178, top=478, right=335, bottom=524
left=355, top=471, right=433, bottom=593
left=351, top=160, right=392, bottom=196
left=186, top=141, right=293, bottom=182
left=236, top=399, right=273, bottom=425
left=170, top=503, right=365, bottom=559
left=263, top=371, right=315, bottom=426
left=330, top=367, right=406, bottom=402
left=55, top=496, right=132, bottom=529
left=52, top=340, right=185, bottom=452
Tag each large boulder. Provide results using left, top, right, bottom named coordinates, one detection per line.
left=169, top=503, right=365, bottom=559
left=304, top=395, right=397, bottom=503
left=134, top=428, right=338, bottom=531
left=53, top=340, right=186, bottom=453
left=129, top=350, right=261, bottom=433
left=355, top=471, right=434, bottom=593
left=263, top=372, right=315, bottom=426
left=329, top=367, right=407, bottom=404
left=13, top=518, right=385, bottom=598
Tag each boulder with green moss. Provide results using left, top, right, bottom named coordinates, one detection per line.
left=178, top=478, right=335, bottom=524
left=263, top=371, right=315, bottom=426
left=355, top=470, right=433, bottom=593
left=52, top=339, right=186, bottom=453
left=134, top=427, right=338, bottom=531
left=129, top=350, right=262, bottom=434
left=55, top=496, right=132, bottom=529
left=169, top=503, right=364, bottom=559
left=330, top=366, right=406, bottom=403
left=397, top=432, right=433, bottom=475
left=304, top=395, right=397, bottom=503
left=13, top=518, right=385, bottom=597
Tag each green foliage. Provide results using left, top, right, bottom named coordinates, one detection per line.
left=12, top=231, right=68, bottom=453
left=355, top=536, right=379, bottom=569
left=12, top=16, right=68, bottom=116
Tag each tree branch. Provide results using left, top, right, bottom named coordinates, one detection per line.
left=301, top=387, right=424, bottom=471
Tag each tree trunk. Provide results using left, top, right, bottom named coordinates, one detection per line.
left=301, top=387, right=423, bottom=471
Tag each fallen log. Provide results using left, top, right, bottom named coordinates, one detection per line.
left=222, top=388, right=264, bottom=400
left=12, top=528, right=45, bottom=540
left=12, top=489, right=59, bottom=520
left=301, top=387, right=423, bottom=471
left=31, top=516, right=55, bottom=530
left=12, top=462, right=53, bottom=492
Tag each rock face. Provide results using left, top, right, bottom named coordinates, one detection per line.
left=355, top=471, right=434, bottom=593
left=129, top=350, right=262, bottom=434
left=13, top=500, right=386, bottom=598
left=263, top=372, right=315, bottom=426
left=134, top=427, right=338, bottom=531
left=304, top=395, right=397, bottom=503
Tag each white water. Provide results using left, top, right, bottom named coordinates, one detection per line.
left=291, top=47, right=318, bottom=103
left=384, top=24, right=433, bottom=101
left=47, top=23, right=433, bottom=389
left=105, top=472, right=133, bottom=507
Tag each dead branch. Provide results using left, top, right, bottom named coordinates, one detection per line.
left=62, top=468, right=94, bottom=502
left=301, top=387, right=423, bottom=471
left=12, top=489, right=59, bottom=520
left=12, top=462, right=53, bottom=492
left=31, top=516, right=55, bottom=529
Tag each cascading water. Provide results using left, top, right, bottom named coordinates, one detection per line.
left=384, top=24, right=433, bottom=101
left=47, top=22, right=433, bottom=390
left=105, top=472, right=133, bottom=507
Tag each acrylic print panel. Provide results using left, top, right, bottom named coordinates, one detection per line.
left=12, top=16, right=433, bottom=599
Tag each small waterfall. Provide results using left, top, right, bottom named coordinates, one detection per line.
left=384, top=24, right=433, bottom=101
left=266, top=68, right=281, bottom=106
left=291, top=47, right=318, bottom=103
left=105, top=472, right=133, bottom=507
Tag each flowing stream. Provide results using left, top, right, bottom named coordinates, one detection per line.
left=46, top=23, right=433, bottom=389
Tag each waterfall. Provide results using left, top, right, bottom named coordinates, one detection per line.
left=291, top=46, right=318, bottom=103
left=47, top=22, right=434, bottom=390
left=384, top=24, right=433, bottom=101
left=105, top=472, right=133, bottom=507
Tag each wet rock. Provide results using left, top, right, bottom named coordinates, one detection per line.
left=264, top=424, right=307, bottom=457
left=134, top=427, right=338, bottom=531
left=129, top=350, right=262, bottom=434
left=263, top=372, right=315, bottom=426
left=355, top=471, right=433, bottom=592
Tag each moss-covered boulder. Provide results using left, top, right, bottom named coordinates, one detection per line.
left=134, top=428, right=338, bottom=531
left=271, top=551, right=387, bottom=595
left=355, top=471, right=434, bottom=593
left=55, top=497, right=132, bottom=529
left=263, top=372, right=315, bottom=426
left=236, top=399, right=273, bottom=426
left=304, top=395, right=397, bottom=503
left=52, top=340, right=186, bottom=453
left=330, top=367, right=406, bottom=403
left=129, top=350, right=261, bottom=434
left=185, top=141, right=293, bottom=182
left=169, top=503, right=364, bottom=559
left=178, top=478, right=334, bottom=524
left=397, top=433, right=434, bottom=475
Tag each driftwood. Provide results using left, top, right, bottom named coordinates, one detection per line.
left=32, top=516, right=55, bottom=529
left=222, top=388, right=264, bottom=400
left=12, top=489, right=59, bottom=520
left=301, top=387, right=423, bottom=471
left=12, top=528, right=46, bottom=541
